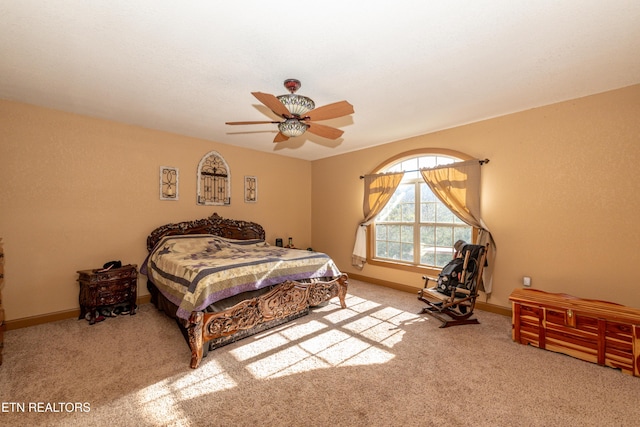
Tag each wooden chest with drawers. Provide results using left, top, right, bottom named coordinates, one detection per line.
left=510, top=288, right=640, bottom=377
left=78, top=264, right=137, bottom=325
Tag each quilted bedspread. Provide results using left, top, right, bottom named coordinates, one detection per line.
left=145, top=234, right=342, bottom=319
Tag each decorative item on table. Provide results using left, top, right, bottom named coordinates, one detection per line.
left=275, top=238, right=283, bottom=247
left=99, top=260, right=121, bottom=272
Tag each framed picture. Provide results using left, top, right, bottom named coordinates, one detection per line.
left=244, top=175, right=257, bottom=203
left=160, top=166, right=179, bottom=200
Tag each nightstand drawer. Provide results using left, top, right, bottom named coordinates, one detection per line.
left=80, top=266, right=137, bottom=284
left=97, top=280, right=134, bottom=293
left=97, top=290, right=132, bottom=306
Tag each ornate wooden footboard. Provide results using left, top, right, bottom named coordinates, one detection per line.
left=187, top=273, right=348, bottom=368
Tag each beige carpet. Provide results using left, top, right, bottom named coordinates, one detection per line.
left=1, top=279, right=639, bottom=427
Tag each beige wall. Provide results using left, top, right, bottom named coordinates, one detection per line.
left=0, top=100, right=312, bottom=321
left=312, top=84, right=640, bottom=310
left=2, top=84, right=639, bottom=322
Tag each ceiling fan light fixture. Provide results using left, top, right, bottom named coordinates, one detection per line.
left=227, top=79, right=353, bottom=142
left=277, top=94, right=315, bottom=116
left=278, top=119, right=308, bottom=137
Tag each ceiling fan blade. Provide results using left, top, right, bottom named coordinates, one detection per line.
left=273, top=132, right=289, bottom=143
left=226, top=121, right=280, bottom=125
left=305, top=122, right=345, bottom=140
left=303, top=101, right=354, bottom=121
left=252, top=92, right=291, bottom=118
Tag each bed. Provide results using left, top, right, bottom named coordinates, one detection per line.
left=143, top=213, right=349, bottom=368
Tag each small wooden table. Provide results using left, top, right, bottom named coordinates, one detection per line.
left=510, top=288, right=640, bottom=377
left=78, top=264, right=137, bottom=325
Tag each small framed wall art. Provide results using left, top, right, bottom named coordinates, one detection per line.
left=244, top=175, right=257, bottom=203
left=160, top=166, right=179, bottom=200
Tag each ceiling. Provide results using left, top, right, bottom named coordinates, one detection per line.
left=2, top=1, right=639, bottom=161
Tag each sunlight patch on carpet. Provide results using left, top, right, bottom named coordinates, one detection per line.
left=135, top=359, right=237, bottom=425
left=323, top=307, right=362, bottom=324
left=225, top=296, right=428, bottom=380
left=245, top=344, right=332, bottom=378
left=172, top=366, right=238, bottom=398
left=278, top=319, right=329, bottom=341
left=136, top=379, right=191, bottom=426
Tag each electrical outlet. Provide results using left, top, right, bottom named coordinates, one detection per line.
left=523, top=276, right=532, bottom=287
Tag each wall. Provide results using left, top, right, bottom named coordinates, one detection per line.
left=0, top=100, right=312, bottom=321
left=3, top=84, right=639, bottom=322
left=312, top=84, right=640, bottom=310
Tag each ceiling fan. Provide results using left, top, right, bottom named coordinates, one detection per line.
left=225, top=79, right=354, bottom=143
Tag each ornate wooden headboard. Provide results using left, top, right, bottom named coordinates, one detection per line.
left=146, top=213, right=266, bottom=252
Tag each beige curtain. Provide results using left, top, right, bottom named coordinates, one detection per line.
left=420, top=160, right=496, bottom=294
left=352, top=171, right=405, bottom=269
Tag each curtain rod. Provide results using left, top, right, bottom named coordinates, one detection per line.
left=359, top=158, right=489, bottom=179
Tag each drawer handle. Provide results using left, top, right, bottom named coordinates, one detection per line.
left=566, top=308, right=577, bottom=328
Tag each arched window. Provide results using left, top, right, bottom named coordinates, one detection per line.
left=370, top=150, right=475, bottom=273
left=197, top=151, right=231, bottom=205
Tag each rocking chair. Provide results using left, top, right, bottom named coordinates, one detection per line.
left=417, top=242, right=489, bottom=327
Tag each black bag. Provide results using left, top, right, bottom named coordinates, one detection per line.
left=99, top=260, right=122, bottom=272
left=436, top=258, right=465, bottom=295
left=436, top=244, right=482, bottom=295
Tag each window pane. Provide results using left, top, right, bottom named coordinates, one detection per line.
left=401, top=225, right=413, bottom=242
left=376, top=224, right=387, bottom=240
left=401, top=158, right=419, bottom=180
left=435, top=249, right=455, bottom=267
left=421, top=202, right=436, bottom=222
left=419, top=157, right=438, bottom=169
left=387, top=204, right=403, bottom=222
left=388, top=225, right=400, bottom=241
left=454, top=226, right=472, bottom=243
left=435, top=226, right=453, bottom=246
left=420, top=184, right=437, bottom=202
left=401, top=243, right=413, bottom=261
left=378, top=183, right=414, bottom=222
left=401, top=203, right=415, bottom=222
left=388, top=242, right=401, bottom=260
left=376, top=241, right=387, bottom=258
left=420, top=247, right=435, bottom=265
left=435, top=203, right=454, bottom=223
left=420, top=225, right=435, bottom=245
left=453, top=215, right=466, bottom=224
left=403, top=185, right=415, bottom=202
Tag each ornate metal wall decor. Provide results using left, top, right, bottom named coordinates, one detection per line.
left=197, top=151, right=231, bottom=205
left=244, top=176, right=257, bottom=203
left=160, top=166, right=179, bottom=200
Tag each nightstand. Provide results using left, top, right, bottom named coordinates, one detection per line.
left=78, top=264, right=137, bottom=325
